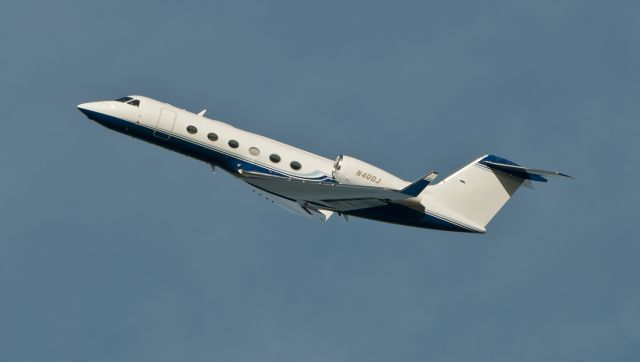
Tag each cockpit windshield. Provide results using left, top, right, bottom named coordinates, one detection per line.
left=114, top=96, right=140, bottom=107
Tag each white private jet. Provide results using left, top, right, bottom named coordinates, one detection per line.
left=78, top=95, right=571, bottom=233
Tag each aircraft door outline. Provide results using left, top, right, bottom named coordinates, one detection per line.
left=154, top=108, right=176, bottom=140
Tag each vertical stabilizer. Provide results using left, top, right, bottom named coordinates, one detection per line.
left=421, top=154, right=569, bottom=230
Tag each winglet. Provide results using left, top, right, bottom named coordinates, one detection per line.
left=401, top=171, right=438, bottom=197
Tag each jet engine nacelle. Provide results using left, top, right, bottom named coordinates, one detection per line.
left=332, top=155, right=405, bottom=189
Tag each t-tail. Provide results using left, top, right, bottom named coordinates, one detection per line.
left=422, top=154, right=572, bottom=233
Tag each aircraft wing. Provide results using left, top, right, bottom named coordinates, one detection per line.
left=251, top=187, right=335, bottom=221
left=238, top=169, right=435, bottom=212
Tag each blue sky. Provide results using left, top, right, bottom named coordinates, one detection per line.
left=1, top=1, right=638, bottom=361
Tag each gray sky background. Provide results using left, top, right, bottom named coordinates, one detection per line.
left=1, top=1, right=638, bottom=361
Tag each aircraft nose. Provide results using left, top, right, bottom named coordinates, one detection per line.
left=77, top=102, right=103, bottom=117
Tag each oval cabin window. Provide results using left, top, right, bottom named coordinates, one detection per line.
left=228, top=140, right=239, bottom=148
left=269, top=154, right=281, bottom=163
left=207, top=132, right=218, bottom=141
left=290, top=161, right=302, bottom=170
left=249, top=147, right=260, bottom=156
left=186, top=125, right=198, bottom=134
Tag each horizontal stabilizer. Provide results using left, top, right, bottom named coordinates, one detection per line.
left=401, top=171, right=438, bottom=197
left=479, top=155, right=572, bottom=182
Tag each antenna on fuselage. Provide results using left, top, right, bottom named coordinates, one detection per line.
left=198, top=109, right=207, bottom=116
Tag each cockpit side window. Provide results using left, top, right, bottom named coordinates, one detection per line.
left=115, top=96, right=133, bottom=103
left=127, top=99, right=140, bottom=107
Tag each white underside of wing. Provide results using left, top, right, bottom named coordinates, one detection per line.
left=236, top=168, right=419, bottom=214
left=243, top=176, right=410, bottom=211
left=250, top=186, right=334, bottom=221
